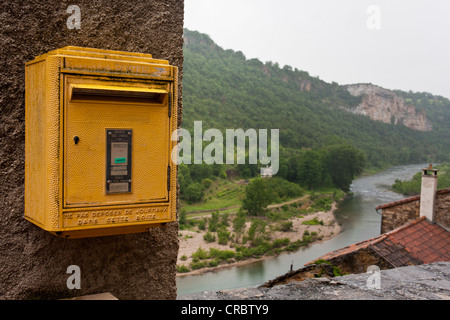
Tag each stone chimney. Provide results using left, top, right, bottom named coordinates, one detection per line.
left=419, top=164, right=438, bottom=222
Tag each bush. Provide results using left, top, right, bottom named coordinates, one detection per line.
left=286, top=240, right=303, bottom=251
left=192, top=247, right=209, bottom=260
left=217, top=226, right=231, bottom=245
left=278, top=221, right=293, bottom=232
left=197, top=218, right=206, bottom=231
left=247, top=219, right=267, bottom=244
left=177, top=265, right=190, bottom=273
left=209, top=248, right=235, bottom=261
left=311, top=196, right=333, bottom=212
left=313, top=259, right=347, bottom=277
left=203, top=232, right=216, bottom=243
left=302, top=217, right=323, bottom=225
left=179, top=209, right=187, bottom=225
left=233, top=208, right=247, bottom=234
left=202, top=178, right=213, bottom=189
left=271, top=238, right=290, bottom=248
left=208, top=211, right=219, bottom=232
left=208, top=259, right=219, bottom=267
left=190, top=261, right=207, bottom=270
left=220, top=213, right=230, bottom=227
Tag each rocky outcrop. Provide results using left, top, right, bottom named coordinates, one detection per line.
left=344, top=84, right=432, bottom=132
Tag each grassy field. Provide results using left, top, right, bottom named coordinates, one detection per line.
left=180, top=178, right=247, bottom=215
left=179, top=176, right=346, bottom=219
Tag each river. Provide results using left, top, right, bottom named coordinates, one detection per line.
left=176, top=163, right=427, bottom=296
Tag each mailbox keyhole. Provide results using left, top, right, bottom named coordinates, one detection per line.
left=73, top=136, right=80, bottom=145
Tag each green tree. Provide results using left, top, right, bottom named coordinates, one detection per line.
left=247, top=219, right=267, bottom=245
left=242, top=178, right=273, bottom=216
left=297, top=150, right=324, bottom=190
left=178, top=163, right=192, bottom=194
left=208, top=211, right=220, bottom=232
left=184, top=182, right=204, bottom=202
left=217, top=226, right=231, bottom=245
left=179, top=209, right=187, bottom=225
left=190, top=163, right=213, bottom=182
left=233, top=208, right=247, bottom=234
left=326, top=145, right=365, bottom=191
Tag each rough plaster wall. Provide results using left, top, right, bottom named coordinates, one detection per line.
left=0, top=0, right=183, bottom=300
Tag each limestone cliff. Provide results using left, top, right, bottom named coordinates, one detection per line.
left=343, top=84, right=433, bottom=132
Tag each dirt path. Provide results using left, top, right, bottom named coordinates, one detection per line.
left=187, top=195, right=309, bottom=218
left=267, top=195, right=308, bottom=209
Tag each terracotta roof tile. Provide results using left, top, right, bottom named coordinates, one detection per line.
left=310, top=216, right=450, bottom=268
left=388, top=218, right=450, bottom=265
left=370, top=237, right=422, bottom=267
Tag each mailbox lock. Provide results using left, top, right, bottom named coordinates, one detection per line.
left=73, top=136, right=80, bottom=144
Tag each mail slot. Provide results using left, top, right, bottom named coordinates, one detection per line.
left=24, top=46, right=178, bottom=238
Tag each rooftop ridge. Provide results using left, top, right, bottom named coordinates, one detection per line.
left=308, top=217, right=429, bottom=265
left=375, top=187, right=450, bottom=210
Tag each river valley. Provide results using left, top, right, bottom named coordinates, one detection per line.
left=176, top=163, right=428, bottom=296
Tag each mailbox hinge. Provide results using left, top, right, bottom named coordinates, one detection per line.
left=167, top=165, right=171, bottom=191
left=168, top=93, right=172, bottom=118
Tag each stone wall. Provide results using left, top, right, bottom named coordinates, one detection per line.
left=325, top=248, right=392, bottom=275
left=0, top=0, right=183, bottom=300
left=380, top=189, right=450, bottom=233
left=380, top=198, right=420, bottom=233
left=436, top=190, right=450, bottom=229
left=260, top=248, right=392, bottom=288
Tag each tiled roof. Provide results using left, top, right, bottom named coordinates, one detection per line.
left=310, top=217, right=450, bottom=267
left=370, top=237, right=422, bottom=267
left=375, top=187, right=450, bottom=210
left=386, top=216, right=450, bottom=264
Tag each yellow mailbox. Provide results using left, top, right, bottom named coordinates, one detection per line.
left=25, top=46, right=178, bottom=238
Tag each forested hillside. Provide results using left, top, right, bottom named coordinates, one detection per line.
left=182, top=29, right=450, bottom=169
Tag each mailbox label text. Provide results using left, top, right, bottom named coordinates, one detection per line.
left=62, top=206, right=169, bottom=227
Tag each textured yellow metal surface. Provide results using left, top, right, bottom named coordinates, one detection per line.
left=24, top=47, right=178, bottom=238
left=25, top=60, right=47, bottom=228
left=64, top=75, right=170, bottom=206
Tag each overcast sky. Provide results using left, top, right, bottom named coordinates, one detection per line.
left=184, top=0, right=450, bottom=99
